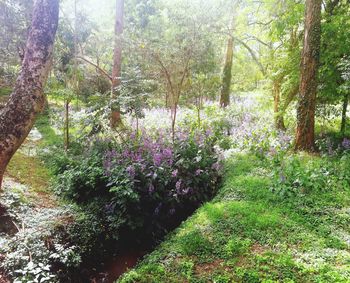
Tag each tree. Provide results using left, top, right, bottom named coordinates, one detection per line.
left=339, top=57, right=350, bottom=136
left=0, top=0, right=59, bottom=188
left=295, top=0, right=322, bottom=151
left=220, top=17, right=234, bottom=108
left=0, top=0, right=34, bottom=85
left=318, top=1, right=350, bottom=136
left=111, top=0, right=125, bottom=128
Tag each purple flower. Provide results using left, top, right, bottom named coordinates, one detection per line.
left=269, top=147, right=277, bottom=156
left=205, top=128, right=213, bottom=137
left=148, top=183, right=155, bottom=194
left=126, top=165, right=136, bottom=178
left=195, top=169, right=202, bottom=176
left=212, top=162, right=222, bottom=172
left=176, top=180, right=182, bottom=191
left=103, top=159, right=112, bottom=176
left=172, top=169, right=178, bottom=177
left=342, top=138, right=350, bottom=150
left=153, top=153, right=163, bottom=166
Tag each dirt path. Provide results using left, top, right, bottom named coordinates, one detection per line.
left=4, top=126, right=57, bottom=208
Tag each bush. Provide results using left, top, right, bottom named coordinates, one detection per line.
left=271, top=153, right=350, bottom=197
left=52, top=128, right=223, bottom=258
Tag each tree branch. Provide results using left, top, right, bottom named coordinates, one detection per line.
left=77, top=56, right=112, bottom=82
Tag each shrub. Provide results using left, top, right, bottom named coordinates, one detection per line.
left=52, top=128, right=223, bottom=258
left=271, top=153, right=350, bottom=197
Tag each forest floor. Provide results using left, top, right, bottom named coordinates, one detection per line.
left=1, top=91, right=350, bottom=282
left=118, top=155, right=350, bottom=282
left=0, top=112, right=66, bottom=283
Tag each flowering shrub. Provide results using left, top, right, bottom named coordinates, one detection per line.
left=54, top=128, right=222, bottom=254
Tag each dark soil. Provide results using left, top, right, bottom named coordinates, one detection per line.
left=0, top=204, right=17, bottom=236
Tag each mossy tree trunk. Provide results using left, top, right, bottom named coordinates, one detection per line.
left=111, top=0, right=124, bottom=128
left=0, top=0, right=59, bottom=189
left=295, top=0, right=322, bottom=151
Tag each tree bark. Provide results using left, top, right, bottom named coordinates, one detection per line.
left=220, top=34, right=234, bottom=108
left=295, top=0, right=322, bottom=151
left=111, top=0, right=124, bottom=128
left=0, top=0, right=59, bottom=189
left=341, top=92, right=349, bottom=137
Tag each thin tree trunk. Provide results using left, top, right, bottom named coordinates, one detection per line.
left=295, top=0, right=322, bottom=151
left=341, top=92, right=349, bottom=137
left=0, top=0, right=59, bottom=189
left=64, top=100, right=70, bottom=152
left=273, top=80, right=286, bottom=130
left=111, top=0, right=124, bottom=128
left=171, top=102, right=178, bottom=141
left=220, top=33, right=234, bottom=108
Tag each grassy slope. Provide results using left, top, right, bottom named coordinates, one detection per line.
left=118, top=154, right=350, bottom=283
left=5, top=112, right=61, bottom=207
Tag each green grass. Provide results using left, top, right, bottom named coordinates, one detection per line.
left=7, top=152, right=51, bottom=194
left=0, top=87, right=12, bottom=97
left=0, top=87, right=11, bottom=105
left=5, top=111, right=61, bottom=206
left=118, top=153, right=350, bottom=283
left=35, top=112, right=62, bottom=147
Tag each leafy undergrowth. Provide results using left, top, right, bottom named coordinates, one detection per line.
left=118, top=153, right=350, bottom=283
left=0, top=111, right=78, bottom=282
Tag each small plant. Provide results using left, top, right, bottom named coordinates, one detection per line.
left=179, top=229, right=212, bottom=257
left=224, top=237, right=251, bottom=258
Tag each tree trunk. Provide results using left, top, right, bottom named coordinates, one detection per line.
left=341, top=92, right=349, bottom=137
left=220, top=35, right=233, bottom=108
left=0, top=0, right=59, bottom=189
left=64, top=100, right=70, bottom=152
left=171, top=102, right=178, bottom=141
left=295, top=0, right=321, bottom=151
left=111, top=0, right=124, bottom=128
left=273, top=80, right=286, bottom=130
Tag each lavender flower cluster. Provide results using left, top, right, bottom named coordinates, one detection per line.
left=103, top=128, right=222, bottom=228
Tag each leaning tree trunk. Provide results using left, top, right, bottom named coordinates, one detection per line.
left=111, top=0, right=124, bottom=128
left=0, top=0, right=59, bottom=189
left=295, top=0, right=321, bottom=151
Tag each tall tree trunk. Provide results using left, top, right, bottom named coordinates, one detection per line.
left=0, top=0, right=59, bottom=189
left=64, top=100, right=70, bottom=152
left=295, top=0, right=322, bottom=151
left=220, top=34, right=234, bottom=108
left=341, top=92, right=349, bottom=137
left=273, top=80, right=286, bottom=130
left=111, top=0, right=124, bottom=128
